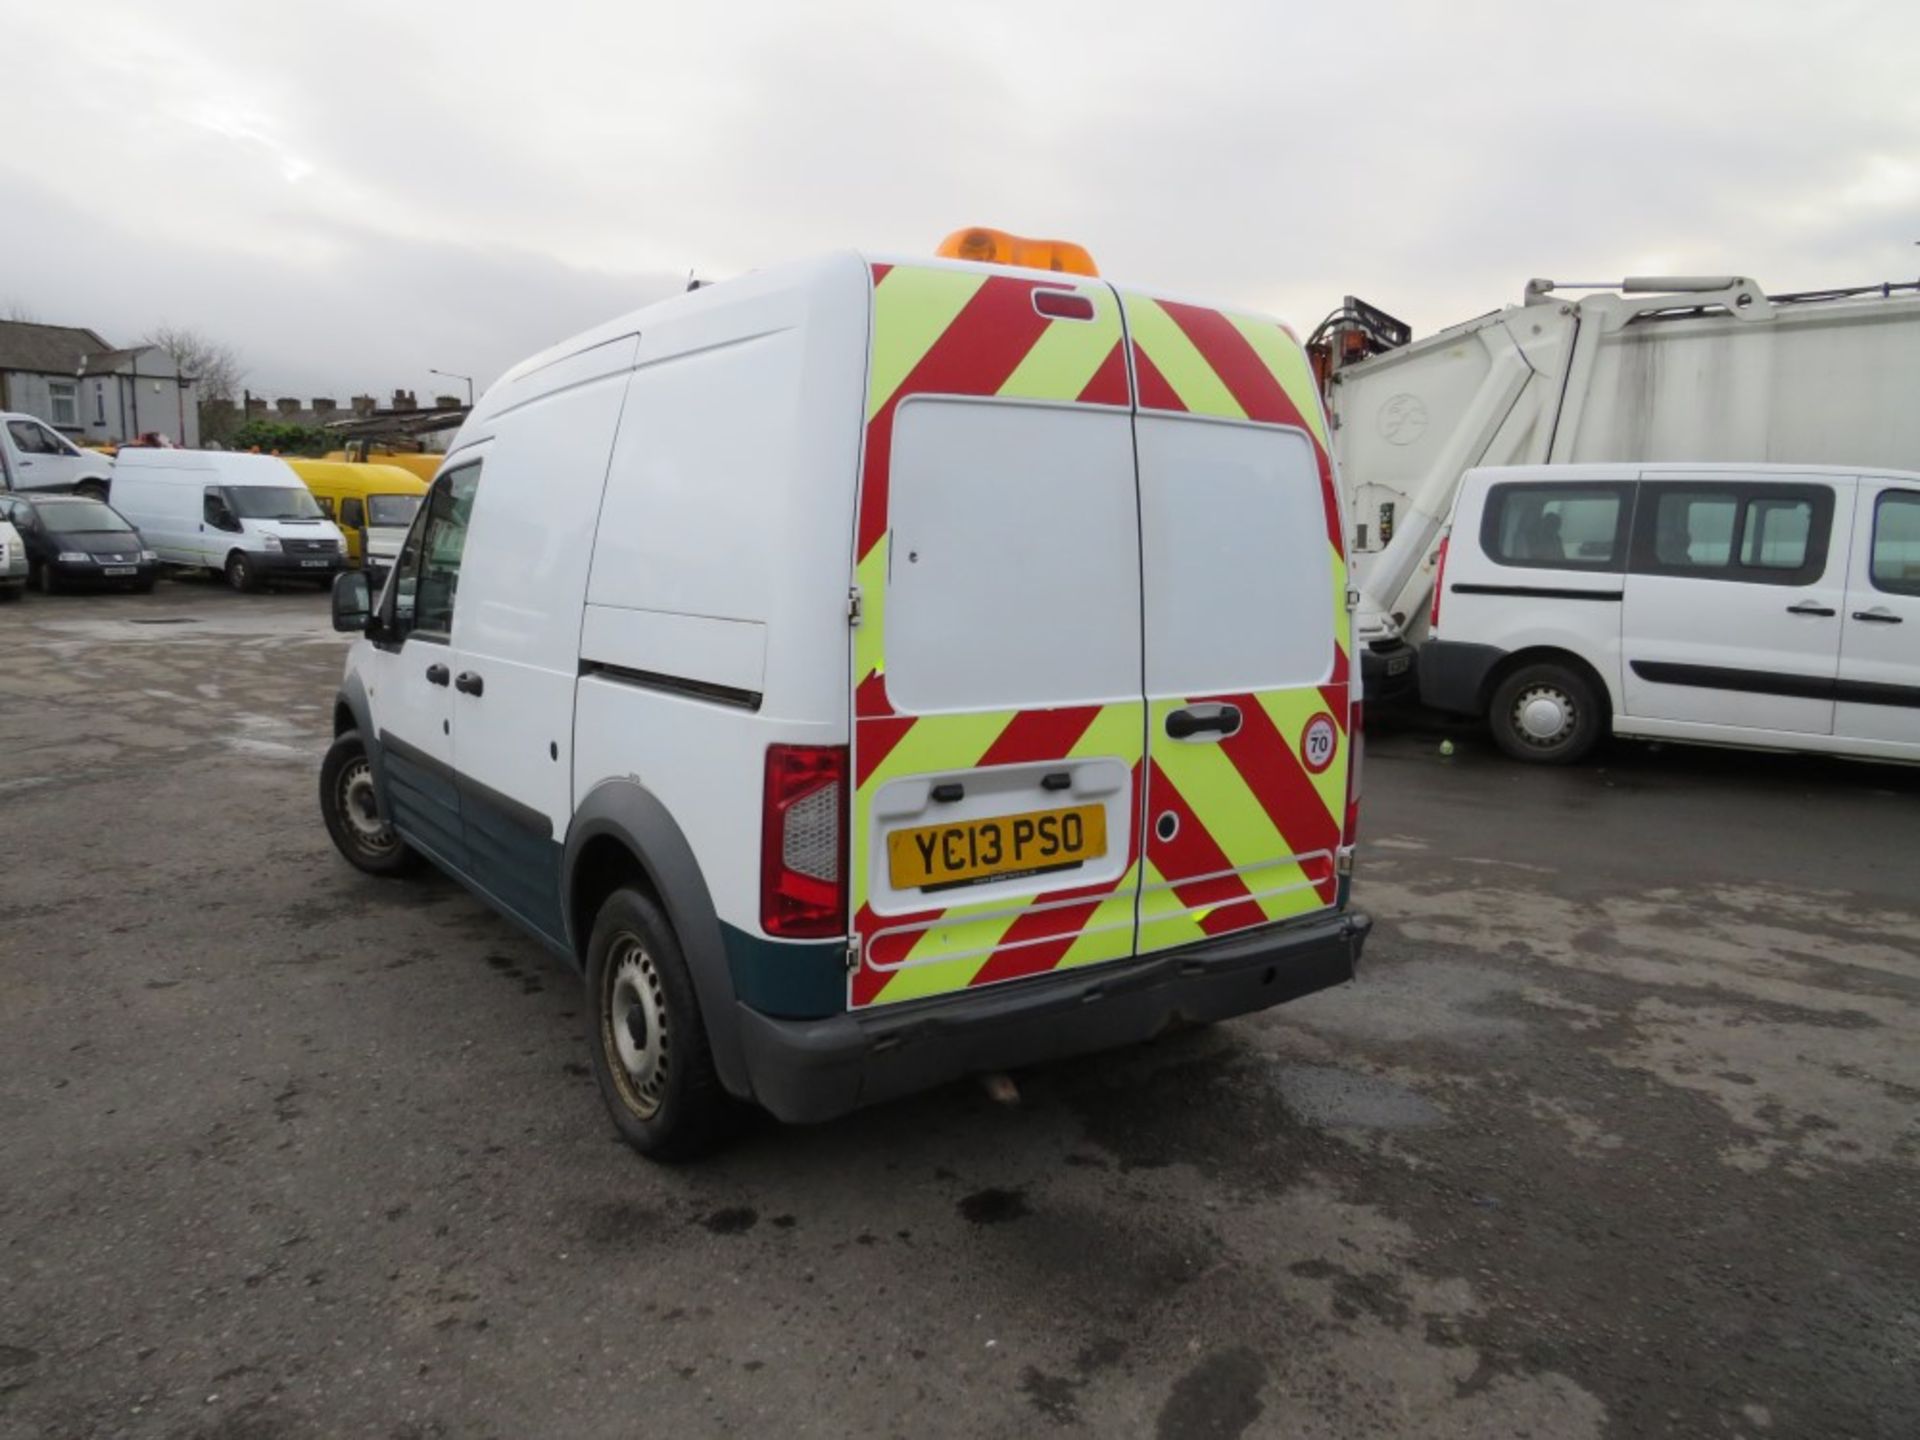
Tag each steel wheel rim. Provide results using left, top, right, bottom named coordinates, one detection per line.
left=227, top=556, right=246, bottom=589
left=1512, top=685, right=1576, bottom=747
left=337, top=756, right=396, bottom=853
left=603, top=935, right=670, bottom=1120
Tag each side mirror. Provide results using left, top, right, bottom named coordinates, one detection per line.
left=331, top=569, right=371, bottom=633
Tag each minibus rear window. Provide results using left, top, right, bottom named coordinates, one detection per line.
left=1483, top=484, right=1631, bottom=571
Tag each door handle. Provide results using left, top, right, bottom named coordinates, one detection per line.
left=425, top=662, right=450, bottom=686
left=1852, top=607, right=1904, bottom=624
left=1165, top=704, right=1242, bottom=740
left=1785, top=600, right=1836, bottom=617
left=454, top=670, right=484, bottom=696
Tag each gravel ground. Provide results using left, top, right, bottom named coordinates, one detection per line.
left=1, top=580, right=1915, bottom=1440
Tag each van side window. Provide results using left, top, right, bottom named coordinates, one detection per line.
left=1630, top=482, right=1833, bottom=586
left=340, top=497, right=364, bottom=528
left=390, top=462, right=481, bottom=640
left=8, top=420, right=58, bottom=455
left=313, top=495, right=336, bottom=519
left=1871, top=491, right=1920, bottom=596
left=1481, top=484, right=1631, bottom=571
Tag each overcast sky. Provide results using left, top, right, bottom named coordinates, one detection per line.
left=5, top=0, right=1916, bottom=401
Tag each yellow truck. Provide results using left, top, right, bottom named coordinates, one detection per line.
left=323, top=444, right=442, bottom=485
left=284, top=459, right=426, bottom=574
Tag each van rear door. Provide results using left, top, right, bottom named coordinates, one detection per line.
left=848, top=264, right=1145, bottom=1009
left=1117, top=294, right=1352, bottom=951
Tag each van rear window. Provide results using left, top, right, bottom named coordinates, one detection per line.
left=1482, top=484, right=1631, bottom=571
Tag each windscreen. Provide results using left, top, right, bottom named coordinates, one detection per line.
left=223, top=485, right=324, bottom=521
left=40, top=500, right=133, bottom=534
left=368, top=494, right=422, bottom=528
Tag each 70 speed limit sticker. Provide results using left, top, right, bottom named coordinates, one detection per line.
left=1300, top=713, right=1339, bottom=773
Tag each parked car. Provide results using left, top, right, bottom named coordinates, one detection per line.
left=1420, top=463, right=1920, bottom=764
left=0, top=493, right=160, bottom=593
left=320, top=245, right=1369, bottom=1159
left=283, top=459, right=426, bottom=579
left=0, top=514, right=26, bottom=599
left=111, top=449, right=347, bottom=591
left=0, top=412, right=115, bottom=498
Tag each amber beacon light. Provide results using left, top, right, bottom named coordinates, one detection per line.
left=936, top=227, right=1100, bottom=277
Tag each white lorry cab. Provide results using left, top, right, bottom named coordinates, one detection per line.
left=1421, top=463, right=1920, bottom=765
left=0, top=412, right=115, bottom=497
left=111, top=449, right=348, bottom=591
left=319, top=239, right=1370, bottom=1157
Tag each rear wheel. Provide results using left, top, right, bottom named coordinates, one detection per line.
left=1488, top=662, right=1604, bottom=765
left=225, top=551, right=258, bottom=593
left=585, top=887, right=734, bottom=1159
left=319, top=730, right=420, bottom=876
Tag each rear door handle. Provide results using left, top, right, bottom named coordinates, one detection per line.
left=1165, top=704, right=1242, bottom=740
left=1852, top=607, right=1903, bottom=624
left=1786, top=600, right=1836, bottom=617
left=454, top=671, right=484, bottom=696
left=425, top=662, right=450, bottom=686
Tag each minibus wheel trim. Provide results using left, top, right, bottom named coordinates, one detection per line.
left=337, top=758, right=396, bottom=854
left=605, top=938, right=670, bottom=1120
left=1512, top=685, right=1575, bottom=746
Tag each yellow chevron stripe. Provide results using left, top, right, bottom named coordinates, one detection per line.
left=868, top=267, right=986, bottom=421
left=1255, top=689, right=1347, bottom=827
left=1226, top=313, right=1329, bottom=448
left=1126, top=297, right=1244, bottom=418
left=996, top=290, right=1122, bottom=404
left=1055, top=869, right=1141, bottom=969
left=1138, top=858, right=1209, bottom=950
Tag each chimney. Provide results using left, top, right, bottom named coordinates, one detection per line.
left=276, top=397, right=301, bottom=416
left=246, top=396, right=268, bottom=416
left=433, top=393, right=461, bottom=410
left=390, top=388, right=417, bottom=411
left=310, top=397, right=336, bottom=416
left=351, top=394, right=376, bottom=416
left=205, top=398, right=239, bottom=415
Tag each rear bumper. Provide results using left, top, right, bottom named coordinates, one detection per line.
left=735, top=907, right=1371, bottom=1124
left=1418, top=639, right=1508, bottom=716
left=1360, top=642, right=1419, bottom=703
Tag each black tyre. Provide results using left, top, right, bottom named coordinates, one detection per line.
left=133, top=578, right=157, bottom=594
left=585, top=886, right=735, bottom=1160
left=225, top=551, right=258, bottom=592
left=1488, top=662, right=1604, bottom=765
left=35, top=564, right=58, bottom=595
left=0, top=583, right=21, bottom=602
left=318, top=730, right=420, bottom=876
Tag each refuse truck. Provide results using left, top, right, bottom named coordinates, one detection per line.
left=1311, top=275, right=1920, bottom=696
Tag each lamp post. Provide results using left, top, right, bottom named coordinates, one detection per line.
left=428, top=368, right=474, bottom=407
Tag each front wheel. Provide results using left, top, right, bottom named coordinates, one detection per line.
left=585, top=887, right=735, bottom=1160
left=318, top=730, right=420, bottom=876
left=75, top=479, right=109, bottom=502
left=225, top=551, right=259, bottom=592
left=1488, top=662, right=1604, bottom=765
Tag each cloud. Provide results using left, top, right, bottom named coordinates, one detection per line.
left=5, top=0, right=1917, bottom=398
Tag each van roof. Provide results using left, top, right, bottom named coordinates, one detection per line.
left=1468, top=461, right=1920, bottom=485
left=111, top=449, right=306, bottom=485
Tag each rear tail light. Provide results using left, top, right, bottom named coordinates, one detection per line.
left=1344, top=701, right=1364, bottom=844
left=761, top=744, right=848, bottom=938
left=1429, top=533, right=1451, bottom=632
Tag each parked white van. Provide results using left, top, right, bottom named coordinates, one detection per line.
left=1421, top=463, right=1920, bottom=764
left=318, top=245, right=1370, bottom=1157
left=111, top=449, right=348, bottom=591
left=0, top=412, right=115, bottom=496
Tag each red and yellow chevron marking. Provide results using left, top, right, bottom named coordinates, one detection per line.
left=848, top=264, right=1352, bottom=1009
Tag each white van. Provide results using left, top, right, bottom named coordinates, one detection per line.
left=1421, top=463, right=1920, bottom=764
left=111, top=449, right=347, bottom=591
left=0, top=412, right=115, bottom=496
left=317, top=246, right=1370, bottom=1157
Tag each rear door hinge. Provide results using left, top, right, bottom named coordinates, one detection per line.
left=1346, top=587, right=1361, bottom=612
left=847, top=585, right=863, bottom=626
left=845, top=935, right=862, bottom=973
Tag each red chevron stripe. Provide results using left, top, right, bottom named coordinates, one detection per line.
left=973, top=705, right=1101, bottom=771
left=871, top=262, right=893, bottom=286
left=1131, top=341, right=1186, bottom=413
left=1078, top=339, right=1130, bottom=406
left=1143, top=759, right=1262, bottom=937
left=856, top=275, right=1058, bottom=556
left=1209, top=693, right=1341, bottom=903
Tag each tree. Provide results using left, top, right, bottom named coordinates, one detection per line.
left=143, top=324, right=245, bottom=403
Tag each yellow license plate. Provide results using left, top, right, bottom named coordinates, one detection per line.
left=889, top=803, right=1107, bottom=892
